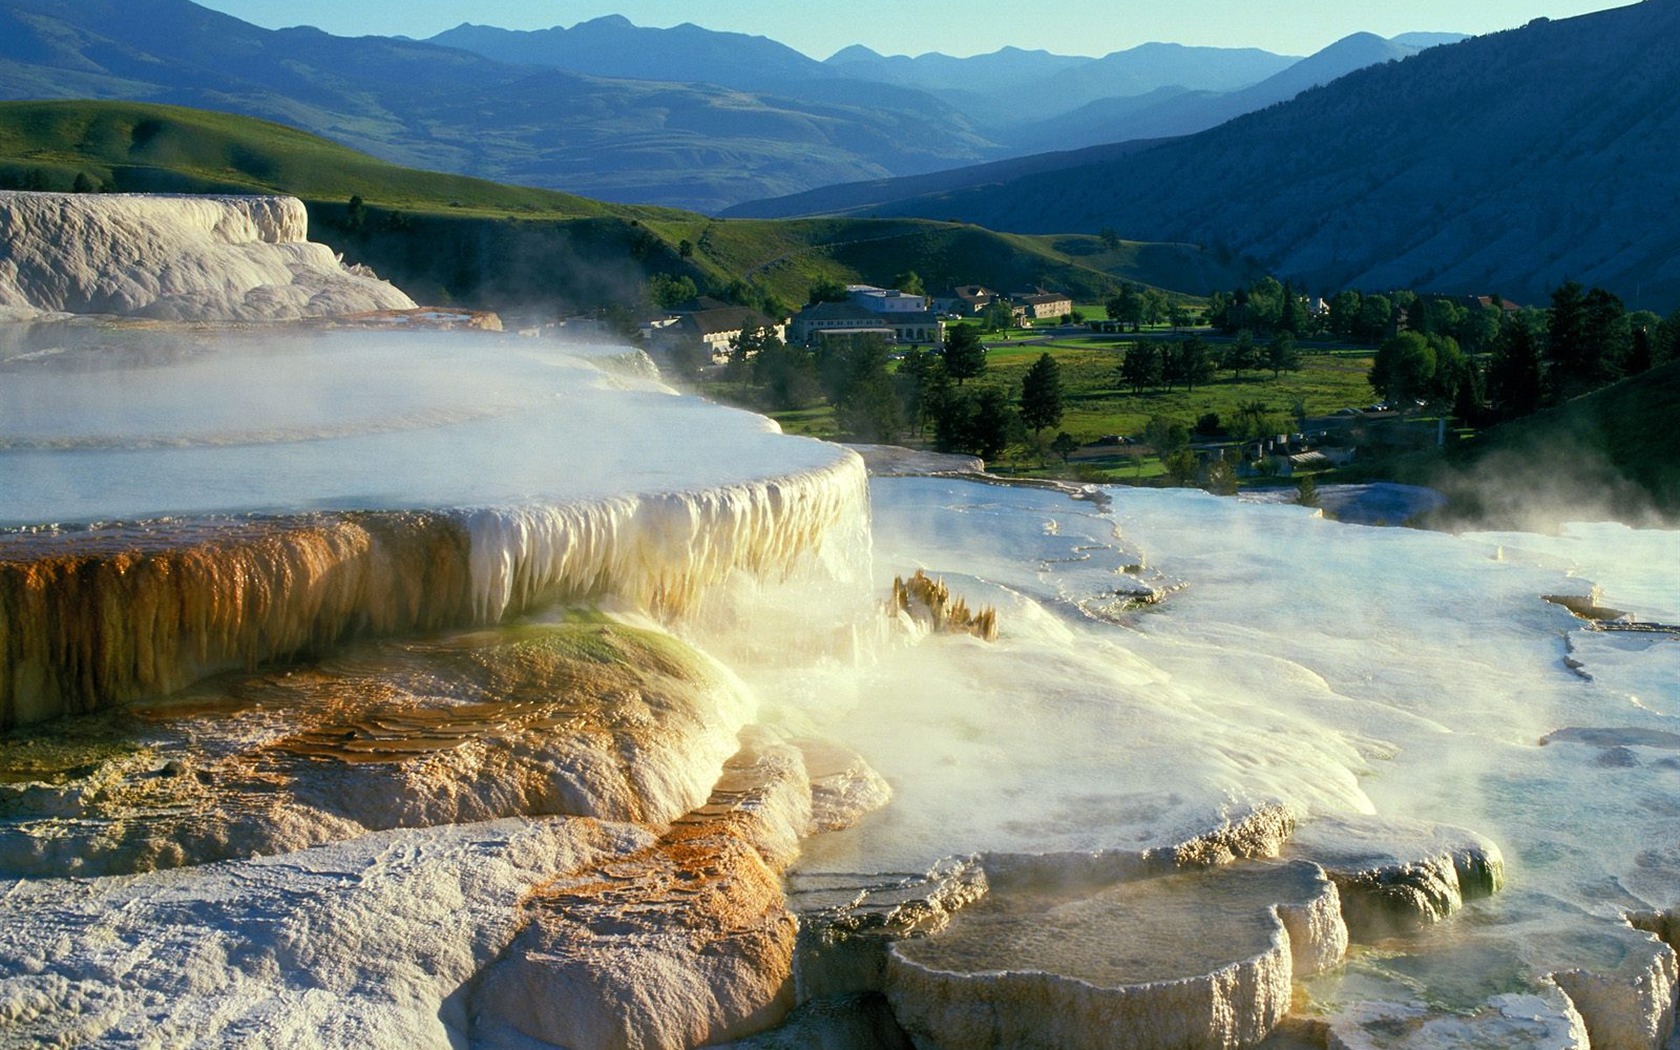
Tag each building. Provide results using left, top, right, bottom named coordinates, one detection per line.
left=790, top=300, right=945, bottom=346
left=846, top=285, right=932, bottom=314
left=658, top=306, right=782, bottom=364
left=931, top=285, right=999, bottom=316
left=1010, top=290, right=1073, bottom=322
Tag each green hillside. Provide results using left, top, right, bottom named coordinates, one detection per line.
left=0, top=100, right=675, bottom=220
left=1403, top=360, right=1680, bottom=528
left=0, top=100, right=1255, bottom=312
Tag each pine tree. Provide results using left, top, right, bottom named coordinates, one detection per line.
left=1266, top=332, right=1301, bottom=378
left=942, top=325, right=987, bottom=385
left=1119, top=342, right=1163, bottom=392
left=1019, top=353, right=1064, bottom=436
left=1487, top=320, right=1543, bottom=420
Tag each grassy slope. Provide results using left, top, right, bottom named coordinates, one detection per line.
left=1401, top=360, right=1680, bottom=527
left=0, top=99, right=1256, bottom=310
left=0, top=99, right=678, bottom=220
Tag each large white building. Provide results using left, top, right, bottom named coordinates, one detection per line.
left=846, top=285, right=932, bottom=314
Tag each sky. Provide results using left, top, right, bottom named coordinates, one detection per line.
left=194, top=0, right=1634, bottom=58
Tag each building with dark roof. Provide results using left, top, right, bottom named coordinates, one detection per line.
left=790, top=300, right=945, bottom=346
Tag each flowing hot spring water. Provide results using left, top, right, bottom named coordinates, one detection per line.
left=3, top=323, right=1680, bottom=1048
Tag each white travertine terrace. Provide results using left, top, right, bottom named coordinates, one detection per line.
left=0, top=330, right=870, bottom=727
left=0, top=191, right=415, bottom=320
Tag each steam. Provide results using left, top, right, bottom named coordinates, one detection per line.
left=764, top=475, right=1680, bottom=1022
left=0, top=324, right=870, bottom=726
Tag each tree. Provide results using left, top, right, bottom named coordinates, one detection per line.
left=677, top=239, right=694, bottom=258
left=892, top=271, right=926, bottom=297
left=1451, top=356, right=1484, bottom=425
left=1354, top=294, right=1394, bottom=342
left=1141, top=289, right=1169, bottom=328
left=726, top=324, right=780, bottom=390
left=1544, top=281, right=1590, bottom=401
left=1203, top=456, right=1238, bottom=496
left=1106, top=284, right=1143, bottom=332
left=1659, top=310, right=1680, bottom=367
left=72, top=171, right=99, bottom=194
left=1266, top=332, right=1301, bottom=378
left=1119, top=342, right=1163, bottom=393
left=812, top=334, right=902, bottom=440
left=1627, top=325, right=1654, bottom=375
left=1327, top=290, right=1362, bottom=339
left=1099, top=227, right=1121, bottom=251
left=942, top=324, right=987, bottom=384
left=1019, top=353, right=1065, bottom=436
left=1278, top=279, right=1305, bottom=335
left=1142, top=415, right=1189, bottom=455
left=895, top=348, right=945, bottom=436
left=835, top=369, right=902, bottom=441
left=808, top=277, right=849, bottom=304
left=752, top=340, right=820, bottom=410
left=1243, top=277, right=1285, bottom=332
left=1486, top=318, right=1544, bottom=420
left=1179, top=338, right=1216, bottom=391
left=1223, top=330, right=1258, bottom=379
left=1050, top=431, right=1080, bottom=463
left=982, top=300, right=1016, bottom=333
left=1296, top=474, right=1320, bottom=508
left=1162, top=448, right=1199, bottom=486
left=647, top=272, right=697, bottom=310
left=933, top=388, right=1013, bottom=461
left=1369, top=331, right=1441, bottom=406
left=968, top=388, right=1014, bottom=461
left=1231, top=400, right=1288, bottom=441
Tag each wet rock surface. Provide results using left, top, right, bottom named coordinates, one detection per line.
left=0, top=623, right=755, bottom=877
left=1288, top=816, right=1504, bottom=940
left=885, top=859, right=1344, bottom=1050
left=473, top=731, right=889, bottom=1050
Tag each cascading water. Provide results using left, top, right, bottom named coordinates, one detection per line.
left=0, top=327, right=871, bottom=727
left=4, top=207, right=1680, bottom=1045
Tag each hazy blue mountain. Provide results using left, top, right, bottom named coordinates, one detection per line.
left=429, top=17, right=833, bottom=92
left=1004, top=32, right=1426, bottom=152
left=822, top=43, right=1090, bottom=92
left=0, top=0, right=999, bottom=211
left=1390, top=31, right=1470, bottom=48
left=733, top=2, right=1680, bottom=309
left=823, top=40, right=1293, bottom=128
left=1039, top=42, right=1296, bottom=110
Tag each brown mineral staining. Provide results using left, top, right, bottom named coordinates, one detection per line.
left=481, top=735, right=824, bottom=1050
left=891, top=570, right=999, bottom=642
left=0, top=623, right=750, bottom=877
left=0, top=513, right=473, bottom=728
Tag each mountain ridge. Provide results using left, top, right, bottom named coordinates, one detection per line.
left=730, top=2, right=1680, bottom=310
left=0, top=0, right=996, bottom=211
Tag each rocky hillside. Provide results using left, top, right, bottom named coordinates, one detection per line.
left=738, top=2, right=1680, bottom=310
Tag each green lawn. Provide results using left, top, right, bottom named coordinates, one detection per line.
left=755, top=340, right=1377, bottom=482
left=962, top=344, right=1373, bottom=443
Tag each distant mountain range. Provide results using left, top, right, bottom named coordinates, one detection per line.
left=729, top=2, right=1680, bottom=311
left=0, top=0, right=1459, bottom=212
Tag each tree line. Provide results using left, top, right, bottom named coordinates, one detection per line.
left=1366, top=282, right=1679, bottom=424
left=714, top=323, right=1070, bottom=464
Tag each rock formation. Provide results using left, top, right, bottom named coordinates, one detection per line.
left=0, top=192, right=415, bottom=320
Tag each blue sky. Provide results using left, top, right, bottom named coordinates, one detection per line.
left=195, top=0, right=1632, bottom=58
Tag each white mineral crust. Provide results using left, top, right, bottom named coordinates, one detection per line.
left=0, top=191, right=415, bottom=320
